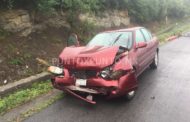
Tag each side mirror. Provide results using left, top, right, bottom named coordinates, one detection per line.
left=67, top=33, right=80, bottom=47
left=136, top=42, right=147, bottom=49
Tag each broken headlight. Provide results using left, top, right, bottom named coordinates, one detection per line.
left=48, top=66, right=64, bottom=75
left=109, top=70, right=126, bottom=80
left=100, top=68, right=111, bottom=79
left=100, top=68, right=126, bottom=80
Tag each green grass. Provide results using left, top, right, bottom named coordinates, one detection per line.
left=9, top=58, right=23, bottom=65
left=0, top=28, right=9, bottom=40
left=0, top=81, right=53, bottom=115
left=16, top=93, right=63, bottom=122
left=156, top=18, right=190, bottom=44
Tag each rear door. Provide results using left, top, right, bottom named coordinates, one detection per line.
left=141, top=28, right=157, bottom=64
left=135, top=29, right=148, bottom=76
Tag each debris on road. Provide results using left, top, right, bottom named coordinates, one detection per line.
left=3, top=80, right=7, bottom=84
left=151, top=96, right=155, bottom=100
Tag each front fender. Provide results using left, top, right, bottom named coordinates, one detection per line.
left=108, top=71, right=138, bottom=98
left=113, top=56, right=133, bottom=71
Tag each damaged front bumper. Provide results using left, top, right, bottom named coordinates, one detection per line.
left=51, top=76, right=119, bottom=104
left=50, top=67, right=138, bottom=104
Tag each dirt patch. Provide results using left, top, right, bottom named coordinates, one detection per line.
left=0, top=28, right=70, bottom=86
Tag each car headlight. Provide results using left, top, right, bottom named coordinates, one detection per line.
left=48, top=66, right=64, bottom=75
left=110, top=70, right=126, bottom=80
left=100, top=68, right=126, bottom=80
left=100, top=70, right=110, bottom=79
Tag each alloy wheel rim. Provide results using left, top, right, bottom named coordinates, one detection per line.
left=128, top=91, right=135, bottom=97
left=155, top=54, right=158, bottom=66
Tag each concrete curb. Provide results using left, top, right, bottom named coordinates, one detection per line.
left=166, top=36, right=179, bottom=42
left=0, top=72, right=51, bottom=97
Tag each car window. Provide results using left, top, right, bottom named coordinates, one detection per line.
left=136, top=30, right=145, bottom=43
left=141, top=29, right=152, bottom=42
left=147, top=30, right=153, bottom=39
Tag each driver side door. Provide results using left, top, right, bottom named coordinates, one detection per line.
left=135, top=29, right=148, bottom=76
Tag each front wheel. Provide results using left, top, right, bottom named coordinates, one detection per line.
left=150, top=52, right=159, bottom=69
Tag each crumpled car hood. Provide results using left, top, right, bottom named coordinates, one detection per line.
left=59, top=46, right=120, bottom=70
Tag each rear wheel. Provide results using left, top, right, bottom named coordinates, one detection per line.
left=150, top=52, right=159, bottom=69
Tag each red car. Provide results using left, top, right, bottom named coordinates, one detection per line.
left=48, top=27, right=159, bottom=104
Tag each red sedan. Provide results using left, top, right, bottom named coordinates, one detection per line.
left=48, top=27, right=159, bottom=104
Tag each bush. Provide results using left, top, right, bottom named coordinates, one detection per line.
left=0, top=0, right=58, bottom=13
left=0, top=0, right=190, bottom=23
left=124, top=0, right=190, bottom=23
left=62, top=0, right=102, bottom=12
left=35, top=0, right=58, bottom=13
left=0, top=28, right=9, bottom=39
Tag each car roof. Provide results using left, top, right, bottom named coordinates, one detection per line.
left=102, top=27, right=143, bottom=33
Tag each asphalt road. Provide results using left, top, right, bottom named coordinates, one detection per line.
left=24, top=37, right=190, bottom=122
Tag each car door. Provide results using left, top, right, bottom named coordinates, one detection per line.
left=141, top=28, right=156, bottom=64
left=135, top=29, right=148, bottom=76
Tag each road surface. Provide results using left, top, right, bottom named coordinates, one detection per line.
left=24, top=37, right=190, bottom=122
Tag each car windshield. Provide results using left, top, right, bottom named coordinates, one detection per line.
left=87, top=31, right=133, bottom=49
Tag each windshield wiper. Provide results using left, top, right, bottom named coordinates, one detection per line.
left=112, top=34, right=122, bottom=46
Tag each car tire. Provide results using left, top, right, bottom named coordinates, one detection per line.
left=125, top=90, right=136, bottom=101
left=150, top=52, right=159, bottom=69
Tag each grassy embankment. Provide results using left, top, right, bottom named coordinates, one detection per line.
left=0, top=81, right=57, bottom=115
left=155, top=18, right=190, bottom=44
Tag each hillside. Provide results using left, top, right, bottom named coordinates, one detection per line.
left=0, top=0, right=190, bottom=85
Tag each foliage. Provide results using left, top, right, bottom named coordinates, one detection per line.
left=156, top=18, right=190, bottom=43
left=167, top=0, right=188, bottom=18
left=0, top=0, right=58, bottom=13
left=0, top=81, right=53, bottom=114
left=125, top=0, right=190, bottom=23
left=77, top=20, right=97, bottom=43
left=62, top=0, right=102, bottom=12
left=0, top=0, right=190, bottom=22
left=9, top=57, right=23, bottom=65
left=0, top=28, right=9, bottom=40
left=35, top=0, right=58, bottom=13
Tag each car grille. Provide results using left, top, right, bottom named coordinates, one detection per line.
left=70, top=70, right=97, bottom=79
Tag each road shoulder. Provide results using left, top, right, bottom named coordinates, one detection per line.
left=1, top=89, right=63, bottom=122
